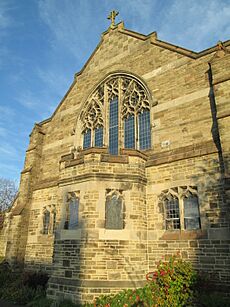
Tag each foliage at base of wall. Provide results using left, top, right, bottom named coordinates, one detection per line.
left=0, top=261, right=48, bottom=305
left=0, top=256, right=230, bottom=307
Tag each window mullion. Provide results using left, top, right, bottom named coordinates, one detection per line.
left=135, top=112, right=138, bottom=150
left=179, top=197, right=185, bottom=230
left=118, top=77, right=122, bottom=154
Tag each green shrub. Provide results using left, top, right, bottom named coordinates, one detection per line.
left=0, top=265, right=47, bottom=305
left=94, top=254, right=197, bottom=307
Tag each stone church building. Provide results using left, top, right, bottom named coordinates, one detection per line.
left=0, top=15, right=230, bottom=303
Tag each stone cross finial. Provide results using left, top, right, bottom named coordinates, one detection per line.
left=107, top=10, right=119, bottom=29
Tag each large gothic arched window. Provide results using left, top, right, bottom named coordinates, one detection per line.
left=80, top=74, right=152, bottom=154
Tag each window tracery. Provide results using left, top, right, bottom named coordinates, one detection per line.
left=80, top=74, right=152, bottom=153
left=159, top=186, right=201, bottom=231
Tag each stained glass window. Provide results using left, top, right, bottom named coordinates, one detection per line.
left=139, top=110, right=151, bottom=150
left=43, top=210, right=50, bottom=234
left=83, top=129, right=91, bottom=149
left=109, top=98, right=119, bottom=155
left=105, top=194, right=123, bottom=229
left=69, top=198, right=79, bottom=229
left=124, top=115, right=135, bottom=149
left=95, top=127, right=103, bottom=147
left=184, top=195, right=201, bottom=230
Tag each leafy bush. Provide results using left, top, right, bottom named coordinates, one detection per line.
left=94, top=254, right=198, bottom=307
left=0, top=265, right=47, bottom=305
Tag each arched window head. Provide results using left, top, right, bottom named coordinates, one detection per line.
left=80, top=74, right=152, bottom=154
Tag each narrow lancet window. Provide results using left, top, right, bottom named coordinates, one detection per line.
left=83, top=129, right=91, bottom=149
left=109, top=97, right=119, bottom=155
left=105, top=190, right=123, bottom=229
left=184, top=195, right=201, bottom=230
left=139, top=110, right=151, bottom=150
left=124, top=115, right=135, bottom=149
left=165, top=196, right=180, bottom=230
left=95, top=126, right=103, bottom=147
left=43, top=210, right=50, bottom=234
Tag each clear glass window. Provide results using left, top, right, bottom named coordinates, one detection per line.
left=165, top=197, right=180, bottom=230
left=184, top=195, right=201, bottom=230
left=109, top=98, right=119, bottom=155
left=139, top=110, right=151, bottom=150
left=124, top=115, right=135, bottom=149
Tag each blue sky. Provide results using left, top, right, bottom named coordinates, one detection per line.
left=0, top=0, right=230, bottom=183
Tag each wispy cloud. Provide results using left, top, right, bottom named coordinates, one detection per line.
left=38, top=0, right=102, bottom=62
left=158, top=0, right=230, bottom=51
left=16, top=90, right=44, bottom=110
left=37, top=67, right=70, bottom=97
left=0, top=1, right=12, bottom=30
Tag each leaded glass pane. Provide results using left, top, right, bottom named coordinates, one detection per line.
left=69, top=198, right=79, bottom=229
left=124, top=115, right=135, bottom=149
left=139, top=110, right=151, bottom=150
left=43, top=210, right=50, bottom=234
left=109, top=98, right=119, bottom=155
left=105, top=194, right=123, bottom=229
left=95, top=127, right=103, bottom=147
left=83, top=130, right=91, bottom=149
left=184, top=195, right=200, bottom=230
left=165, top=197, right=180, bottom=230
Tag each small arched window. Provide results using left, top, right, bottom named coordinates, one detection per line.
left=42, top=205, right=56, bottom=235
left=65, top=192, right=80, bottom=230
left=184, top=195, right=200, bottom=230
left=160, top=186, right=201, bottom=231
left=80, top=74, right=152, bottom=154
left=105, top=190, right=123, bottom=229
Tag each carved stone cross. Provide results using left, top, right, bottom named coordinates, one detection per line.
left=107, top=10, right=119, bottom=29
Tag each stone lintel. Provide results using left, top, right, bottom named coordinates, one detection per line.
left=60, top=153, right=74, bottom=162
left=33, top=178, right=59, bottom=191
left=101, top=154, right=128, bottom=163
left=121, top=148, right=148, bottom=160
left=65, top=157, right=84, bottom=168
left=159, top=230, right=208, bottom=240
left=146, top=140, right=217, bottom=167
left=81, top=147, right=108, bottom=155
left=49, top=277, right=146, bottom=289
left=59, top=173, right=147, bottom=186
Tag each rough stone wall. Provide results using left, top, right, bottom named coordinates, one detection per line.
left=0, top=23, right=229, bottom=304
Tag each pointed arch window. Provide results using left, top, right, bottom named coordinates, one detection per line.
left=65, top=192, right=80, bottom=230
left=43, top=210, right=50, bottom=234
left=160, top=186, right=201, bottom=231
left=109, top=97, right=119, bottom=155
left=80, top=74, right=152, bottom=154
left=42, top=205, right=56, bottom=235
left=105, top=189, right=123, bottom=229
